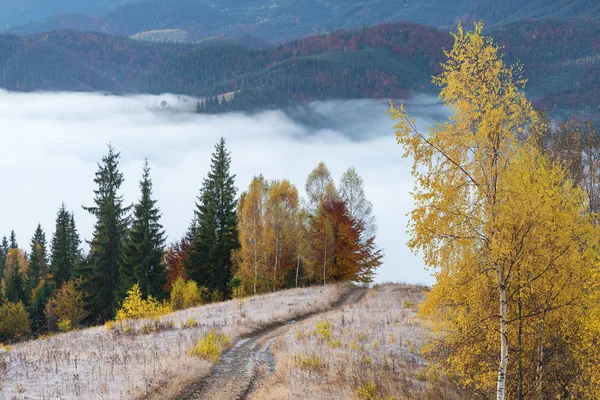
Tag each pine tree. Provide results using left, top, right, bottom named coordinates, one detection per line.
left=0, top=239, right=6, bottom=290
left=3, top=248, right=27, bottom=304
left=27, top=224, right=48, bottom=295
left=187, top=137, right=240, bottom=296
left=80, top=145, right=131, bottom=323
left=9, top=230, right=17, bottom=249
left=50, top=204, right=81, bottom=288
left=122, top=160, right=167, bottom=299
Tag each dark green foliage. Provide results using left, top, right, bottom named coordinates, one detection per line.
left=187, top=138, right=240, bottom=295
left=121, top=160, right=167, bottom=300
left=4, top=262, right=26, bottom=304
left=0, top=237, right=7, bottom=290
left=80, top=145, right=131, bottom=323
left=50, top=204, right=81, bottom=288
left=9, top=230, right=18, bottom=249
left=29, top=278, right=55, bottom=335
left=27, top=224, right=48, bottom=296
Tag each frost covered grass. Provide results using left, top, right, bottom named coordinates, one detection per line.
left=250, top=283, right=468, bottom=400
left=0, top=284, right=348, bottom=399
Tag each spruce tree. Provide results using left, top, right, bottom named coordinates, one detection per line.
left=122, top=160, right=167, bottom=299
left=187, top=137, right=239, bottom=296
left=50, top=204, right=81, bottom=288
left=4, top=249, right=26, bottom=304
left=9, top=230, right=17, bottom=249
left=80, top=145, right=131, bottom=323
left=27, top=224, right=48, bottom=294
left=0, top=239, right=6, bottom=289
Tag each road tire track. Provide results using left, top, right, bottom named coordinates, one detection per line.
left=175, top=287, right=366, bottom=400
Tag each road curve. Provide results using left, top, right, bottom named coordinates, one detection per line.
left=174, top=287, right=366, bottom=400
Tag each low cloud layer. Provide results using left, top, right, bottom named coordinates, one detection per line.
left=0, top=91, right=447, bottom=285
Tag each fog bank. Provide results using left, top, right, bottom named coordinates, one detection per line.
left=0, top=91, right=448, bottom=285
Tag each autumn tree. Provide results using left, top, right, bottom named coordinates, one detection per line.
left=264, top=179, right=299, bottom=290
left=44, top=279, right=86, bottom=331
left=121, top=160, right=167, bottom=299
left=236, top=175, right=269, bottom=294
left=80, top=145, right=131, bottom=323
left=164, top=238, right=189, bottom=292
left=391, top=23, right=599, bottom=399
left=339, top=167, right=377, bottom=242
left=305, top=162, right=333, bottom=213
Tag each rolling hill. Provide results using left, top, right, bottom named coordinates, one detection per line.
left=0, top=19, right=598, bottom=119
left=5, top=0, right=600, bottom=43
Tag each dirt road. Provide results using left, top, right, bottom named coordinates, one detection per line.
left=174, top=287, right=366, bottom=400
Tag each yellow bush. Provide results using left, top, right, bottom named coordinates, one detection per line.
left=188, top=331, right=231, bottom=361
left=58, top=319, right=72, bottom=332
left=171, top=278, right=204, bottom=310
left=0, top=302, right=30, bottom=341
left=44, top=280, right=86, bottom=331
left=296, top=354, right=323, bottom=371
left=182, top=280, right=201, bottom=308
left=116, top=284, right=171, bottom=321
left=314, top=321, right=333, bottom=341
left=355, top=382, right=377, bottom=400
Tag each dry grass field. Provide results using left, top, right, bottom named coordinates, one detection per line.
left=250, top=283, right=466, bottom=400
left=0, top=284, right=349, bottom=399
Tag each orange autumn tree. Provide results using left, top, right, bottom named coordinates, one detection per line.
left=391, top=22, right=600, bottom=399
left=164, top=238, right=190, bottom=292
left=307, top=185, right=382, bottom=285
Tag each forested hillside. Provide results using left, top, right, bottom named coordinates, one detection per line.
left=5, top=0, right=600, bottom=42
left=0, top=19, right=598, bottom=118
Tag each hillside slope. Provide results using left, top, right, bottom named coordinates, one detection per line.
left=4, top=0, right=600, bottom=42
left=0, top=284, right=349, bottom=399
left=0, top=19, right=598, bottom=118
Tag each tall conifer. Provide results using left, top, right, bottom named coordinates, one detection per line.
left=187, top=137, right=239, bottom=295
left=80, top=145, right=130, bottom=323
left=50, top=204, right=81, bottom=288
left=122, top=160, right=167, bottom=299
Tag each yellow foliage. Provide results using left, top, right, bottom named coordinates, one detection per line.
left=116, top=284, right=171, bottom=321
left=57, top=319, right=72, bottom=332
left=391, top=21, right=600, bottom=398
left=355, top=382, right=376, bottom=400
left=188, top=331, right=231, bottom=362
left=314, top=321, right=332, bottom=341
left=296, top=354, right=323, bottom=371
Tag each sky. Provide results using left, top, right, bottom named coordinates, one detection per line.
left=0, top=91, right=448, bottom=285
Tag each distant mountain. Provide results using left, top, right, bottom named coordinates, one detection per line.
left=5, top=0, right=600, bottom=43
left=0, top=19, right=598, bottom=119
left=0, top=0, right=135, bottom=30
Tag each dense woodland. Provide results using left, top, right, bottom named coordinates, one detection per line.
left=1, top=19, right=600, bottom=119
left=0, top=138, right=382, bottom=341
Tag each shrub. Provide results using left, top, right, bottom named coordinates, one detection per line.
left=314, top=321, right=333, bottom=341
left=210, top=289, right=222, bottom=303
left=296, top=354, right=323, bottom=371
left=116, top=284, right=171, bottom=321
left=44, top=280, right=86, bottom=331
left=355, top=382, right=377, bottom=400
left=182, top=280, right=201, bottom=308
left=0, top=302, right=31, bottom=341
left=171, top=278, right=205, bottom=310
left=170, top=277, right=186, bottom=310
left=188, top=331, right=231, bottom=361
left=57, top=319, right=72, bottom=332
